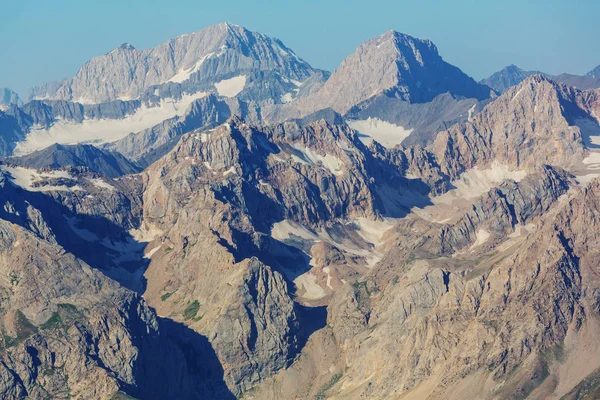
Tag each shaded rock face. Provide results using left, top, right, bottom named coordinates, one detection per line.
left=480, top=64, right=548, bottom=94
left=7, top=143, right=141, bottom=178
left=0, top=194, right=235, bottom=399
left=587, top=64, right=600, bottom=79
left=0, top=88, right=21, bottom=107
left=210, top=259, right=300, bottom=393
left=6, top=22, right=600, bottom=400
left=553, top=73, right=600, bottom=91
left=108, top=94, right=232, bottom=164
left=346, top=92, right=485, bottom=147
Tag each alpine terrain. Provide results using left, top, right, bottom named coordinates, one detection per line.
left=1, top=21, right=600, bottom=400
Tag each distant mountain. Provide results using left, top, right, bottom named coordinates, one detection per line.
left=304, top=30, right=493, bottom=114
left=27, top=22, right=321, bottom=105
left=7, top=143, right=141, bottom=177
left=267, top=30, right=494, bottom=147
left=586, top=64, right=600, bottom=78
left=553, top=72, right=600, bottom=90
left=0, top=88, right=21, bottom=108
left=480, top=65, right=548, bottom=93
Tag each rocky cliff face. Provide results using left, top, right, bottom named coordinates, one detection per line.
left=432, top=75, right=593, bottom=179
left=0, top=175, right=237, bottom=399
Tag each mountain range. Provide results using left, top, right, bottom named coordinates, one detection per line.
left=1, top=22, right=600, bottom=400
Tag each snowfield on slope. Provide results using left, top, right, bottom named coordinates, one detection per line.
left=214, top=75, right=247, bottom=97
left=13, top=93, right=207, bottom=155
left=348, top=117, right=414, bottom=148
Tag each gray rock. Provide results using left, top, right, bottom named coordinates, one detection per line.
left=479, top=65, right=549, bottom=94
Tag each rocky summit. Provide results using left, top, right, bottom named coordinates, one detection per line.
left=1, top=19, right=600, bottom=400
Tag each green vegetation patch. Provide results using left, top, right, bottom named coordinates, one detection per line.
left=315, top=373, right=342, bottom=399
left=3, top=310, right=37, bottom=348
left=161, top=291, right=174, bottom=301
left=40, top=312, right=64, bottom=331
left=183, top=300, right=201, bottom=321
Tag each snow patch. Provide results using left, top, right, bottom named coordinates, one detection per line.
left=144, top=245, right=162, bottom=259
left=168, top=52, right=215, bottom=83
left=434, top=162, right=527, bottom=204
left=86, top=178, right=115, bottom=191
left=583, top=152, right=600, bottom=165
left=348, top=118, right=414, bottom=148
left=65, top=216, right=99, bottom=241
left=294, top=273, right=326, bottom=300
left=511, top=86, right=525, bottom=103
left=291, top=145, right=344, bottom=175
left=129, top=224, right=163, bottom=242
left=467, top=104, right=477, bottom=121
left=576, top=173, right=600, bottom=185
left=1, top=166, right=83, bottom=192
left=280, top=93, right=294, bottom=103
left=271, top=220, right=320, bottom=242
left=14, top=93, right=208, bottom=155
left=469, top=229, right=490, bottom=250
left=354, top=217, right=395, bottom=247
left=214, top=75, right=246, bottom=97
left=323, top=267, right=334, bottom=290
left=223, top=166, right=236, bottom=176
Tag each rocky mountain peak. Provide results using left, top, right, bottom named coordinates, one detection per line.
left=373, top=30, right=439, bottom=65
left=0, top=88, right=21, bottom=107
left=300, top=30, right=492, bottom=115
left=479, top=64, right=548, bottom=94
left=118, top=42, right=136, bottom=50
left=27, top=22, right=318, bottom=104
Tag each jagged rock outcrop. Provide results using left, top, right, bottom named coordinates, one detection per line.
left=301, top=176, right=600, bottom=400
left=438, top=166, right=574, bottom=253
left=0, top=182, right=235, bottom=399
left=0, top=88, right=21, bottom=107
left=432, top=75, right=593, bottom=179
left=6, top=21, right=600, bottom=400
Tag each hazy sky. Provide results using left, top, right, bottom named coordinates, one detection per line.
left=2, top=0, right=599, bottom=97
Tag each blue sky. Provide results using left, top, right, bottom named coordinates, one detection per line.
left=2, top=0, right=599, bottom=97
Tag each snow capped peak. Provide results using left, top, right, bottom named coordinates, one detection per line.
left=119, top=43, right=136, bottom=50
left=28, top=22, right=318, bottom=104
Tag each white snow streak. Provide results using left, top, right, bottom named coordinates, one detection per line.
left=348, top=118, right=414, bottom=148
left=214, top=75, right=246, bottom=97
